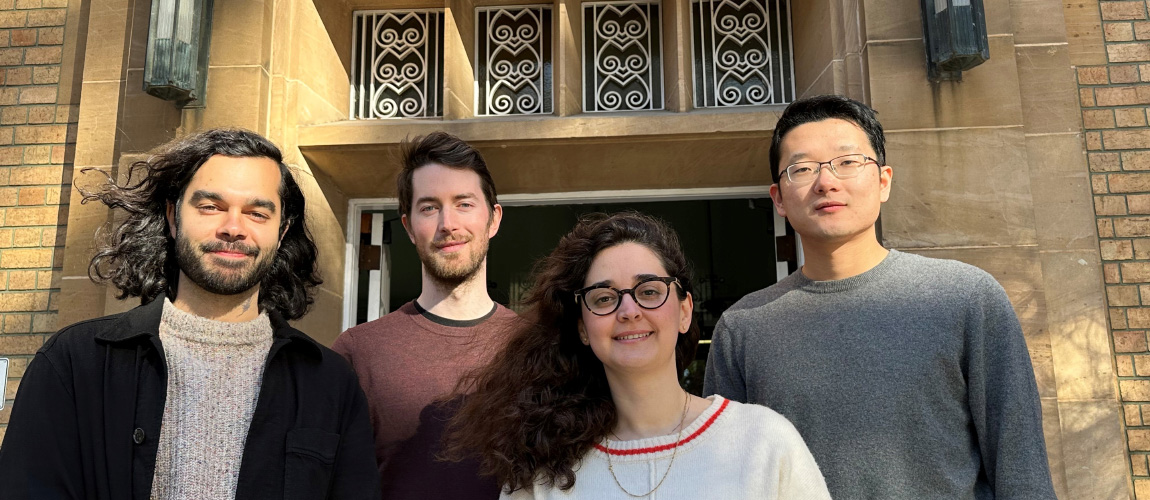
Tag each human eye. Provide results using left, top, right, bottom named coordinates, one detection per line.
left=419, top=204, right=438, bottom=214
left=789, top=163, right=814, bottom=175
left=587, top=289, right=618, bottom=307
left=197, top=203, right=221, bottom=213
left=248, top=211, right=271, bottom=221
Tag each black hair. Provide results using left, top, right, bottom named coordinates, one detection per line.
left=82, top=128, right=322, bottom=320
left=769, top=94, right=886, bottom=184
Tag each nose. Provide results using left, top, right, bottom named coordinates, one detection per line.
left=810, top=164, right=842, bottom=194
left=439, top=206, right=460, bottom=234
left=216, top=209, right=248, bottom=242
left=616, top=292, right=642, bottom=321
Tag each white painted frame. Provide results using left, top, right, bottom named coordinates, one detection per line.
left=0, top=357, right=7, bottom=410
left=342, top=186, right=791, bottom=331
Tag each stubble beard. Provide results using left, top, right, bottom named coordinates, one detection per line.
left=418, top=232, right=490, bottom=289
left=175, top=231, right=277, bottom=296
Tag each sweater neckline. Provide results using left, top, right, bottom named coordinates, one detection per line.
left=592, top=396, right=729, bottom=459
left=160, top=298, right=272, bottom=345
left=793, top=248, right=902, bottom=294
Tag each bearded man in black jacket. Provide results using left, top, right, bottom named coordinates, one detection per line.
left=0, top=129, right=379, bottom=500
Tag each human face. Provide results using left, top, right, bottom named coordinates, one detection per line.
left=769, top=118, right=892, bottom=246
left=402, top=163, right=502, bottom=287
left=578, top=243, right=693, bottom=378
left=167, top=155, right=284, bottom=296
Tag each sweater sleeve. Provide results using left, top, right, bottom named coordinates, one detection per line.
left=777, top=423, right=832, bottom=500
left=964, top=273, right=1057, bottom=499
left=703, top=315, right=748, bottom=402
left=0, top=352, right=84, bottom=499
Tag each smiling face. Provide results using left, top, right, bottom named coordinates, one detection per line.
left=168, top=155, right=284, bottom=297
left=578, top=242, right=693, bottom=379
left=769, top=118, right=893, bottom=247
left=402, top=163, right=503, bottom=287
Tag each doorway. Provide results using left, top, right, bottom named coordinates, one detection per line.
left=348, top=194, right=782, bottom=394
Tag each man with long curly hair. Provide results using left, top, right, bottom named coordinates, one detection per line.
left=0, top=129, right=380, bottom=499
left=333, top=132, right=520, bottom=499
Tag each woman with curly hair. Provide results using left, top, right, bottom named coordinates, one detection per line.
left=447, top=212, right=830, bottom=499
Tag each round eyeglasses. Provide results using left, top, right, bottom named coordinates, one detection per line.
left=574, top=277, right=681, bottom=316
left=782, top=154, right=878, bottom=184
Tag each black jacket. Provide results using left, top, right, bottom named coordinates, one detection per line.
left=0, top=298, right=381, bottom=500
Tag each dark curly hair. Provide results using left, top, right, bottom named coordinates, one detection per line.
left=445, top=212, right=700, bottom=492
left=82, top=128, right=322, bottom=320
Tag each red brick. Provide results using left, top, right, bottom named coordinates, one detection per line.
left=0, top=12, right=27, bottom=29
left=3, top=206, right=56, bottom=226
left=1119, top=355, right=1137, bottom=376
left=1130, top=194, right=1150, bottom=213
left=1125, top=152, right=1150, bottom=170
left=1094, top=173, right=1111, bottom=193
left=1112, top=264, right=1128, bottom=284
left=15, top=0, right=42, bottom=8
left=22, top=46, right=58, bottom=65
left=1102, top=1, right=1148, bottom=20
left=1097, top=195, right=1129, bottom=214
left=17, top=187, right=43, bottom=206
left=1103, top=238, right=1135, bottom=258
left=31, top=66, right=56, bottom=84
left=1088, top=131, right=1103, bottom=150
left=17, top=86, right=53, bottom=104
left=26, top=9, right=64, bottom=28
left=1091, top=152, right=1122, bottom=171
left=1117, top=107, right=1148, bottom=127
left=1131, top=431, right=1150, bottom=452
left=1103, top=129, right=1150, bottom=149
left=0, top=31, right=11, bottom=48
left=1109, top=22, right=1137, bottom=41
left=1080, top=66, right=1110, bottom=84
left=8, top=28, right=33, bottom=47
left=1118, top=330, right=1150, bottom=351
left=1107, top=173, right=1150, bottom=192
left=1084, top=109, right=1116, bottom=129
left=40, top=0, right=63, bottom=6
left=1125, top=262, right=1150, bottom=282
left=0, top=334, right=42, bottom=354
left=0, top=107, right=24, bottom=126
left=1082, top=88, right=1097, bottom=107
left=1117, top=217, right=1150, bottom=236
left=26, top=106, right=51, bottom=125
left=1096, top=86, right=1145, bottom=106
left=1138, top=21, right=1150, bottom=39
left=1115, top=64, right=1143, bottom=82
left=3, top=66, right=28, bottom=86
left=0, top=48, right=21, bottom=66
left=1112, top=284, right=1142, bottom=305
left=8, top=166, right=58, bottom=185
left=1100, top=218, right=1117, bottom=237
left=36, top=26, right=61, bottom=45
left=14, top=125, right=65, bottom=144
left=1110, top=42, right=1150, bottom=63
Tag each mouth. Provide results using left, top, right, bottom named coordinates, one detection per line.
left=434, top=238, right=470, bottom=253
left=613, top=331, right=653, bottom=342
left=210, top=250, right=251, bottom=259
left=815, top=201, right=846, bottom=212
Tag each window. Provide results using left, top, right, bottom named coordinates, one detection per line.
left=351, top=10, right=445, bottom=119
left=583, top=1, right=663, bottom=112
left=691, top=0, right=794, bottom=107
left=476, top=6, right=553, bottom=116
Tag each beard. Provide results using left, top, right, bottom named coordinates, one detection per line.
left=175, top=232, right=277, bottom=296
left=416, top=233, right=490, bottom=288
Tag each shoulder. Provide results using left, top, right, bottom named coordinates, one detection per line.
left=715, top=399, right=809, bottom=450
left=332, top=303, right=417, bottom=352
left=39, top=307, right=139, bottom=357
left=718, top=273, right=803, bottom=327
left=889, top=250, right=998, bottom=289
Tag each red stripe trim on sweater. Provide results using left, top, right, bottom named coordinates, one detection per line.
left=594, top=398, right=730, bottom=456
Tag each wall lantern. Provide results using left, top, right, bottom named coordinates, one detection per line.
left=919, top=0, right=989, bottom=81
left=143, top=0, right=214, bottom=107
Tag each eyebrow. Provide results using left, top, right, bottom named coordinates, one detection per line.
left=188, top=190, right=277, bottom=213
left=585, top=274, right=662, bottom=289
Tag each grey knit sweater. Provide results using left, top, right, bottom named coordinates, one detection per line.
left=703, top=249, right=1057, bottom=499
left=149, top=299, right=273, bottom=499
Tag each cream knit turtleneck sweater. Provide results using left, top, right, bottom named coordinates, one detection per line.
left=149, top=298, right=273, bottom=499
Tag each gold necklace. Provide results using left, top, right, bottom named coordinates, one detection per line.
left=605, top=391, right=691, bottom=498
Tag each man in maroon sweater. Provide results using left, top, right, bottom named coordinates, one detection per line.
left=333, top=132, right=519, bottom=499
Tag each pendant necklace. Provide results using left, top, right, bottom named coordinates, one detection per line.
left=605, top=391, right=691, bottom=498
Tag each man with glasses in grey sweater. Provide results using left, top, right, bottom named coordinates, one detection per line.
left=704, top=95, right=1057, bottom=499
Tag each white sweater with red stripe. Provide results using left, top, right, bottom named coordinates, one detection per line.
left=500, top=396, right=831, bottom=500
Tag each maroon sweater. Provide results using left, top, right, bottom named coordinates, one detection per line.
left=333, top=301, right=518, bottom=499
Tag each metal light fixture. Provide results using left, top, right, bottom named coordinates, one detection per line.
left=143, top=0, right=214, bottom=107
left=920, top=0, right=989, bottom=81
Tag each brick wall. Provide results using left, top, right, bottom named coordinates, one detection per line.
left=0, top=0, right=73, bottom=443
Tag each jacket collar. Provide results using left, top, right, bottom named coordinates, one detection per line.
left=94, top=296, right=324, bottom=360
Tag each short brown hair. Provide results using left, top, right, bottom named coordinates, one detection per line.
left=396, top=132, right=498, bottom=216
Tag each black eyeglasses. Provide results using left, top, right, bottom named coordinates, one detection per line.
left=574, top=277, right=681, bottom=316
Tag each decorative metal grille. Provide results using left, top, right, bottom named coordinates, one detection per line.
left=352, top=10, right=444, bottom=119
left=583, top=1, right=663, bottom=112
left=691, top=0, right=794, bottom=108
left=476, top=6, right=553, bottom=116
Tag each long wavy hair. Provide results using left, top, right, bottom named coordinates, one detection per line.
left=445, top=212, right=700, bottom=492
left=82, top=128, right=322, bottom=320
